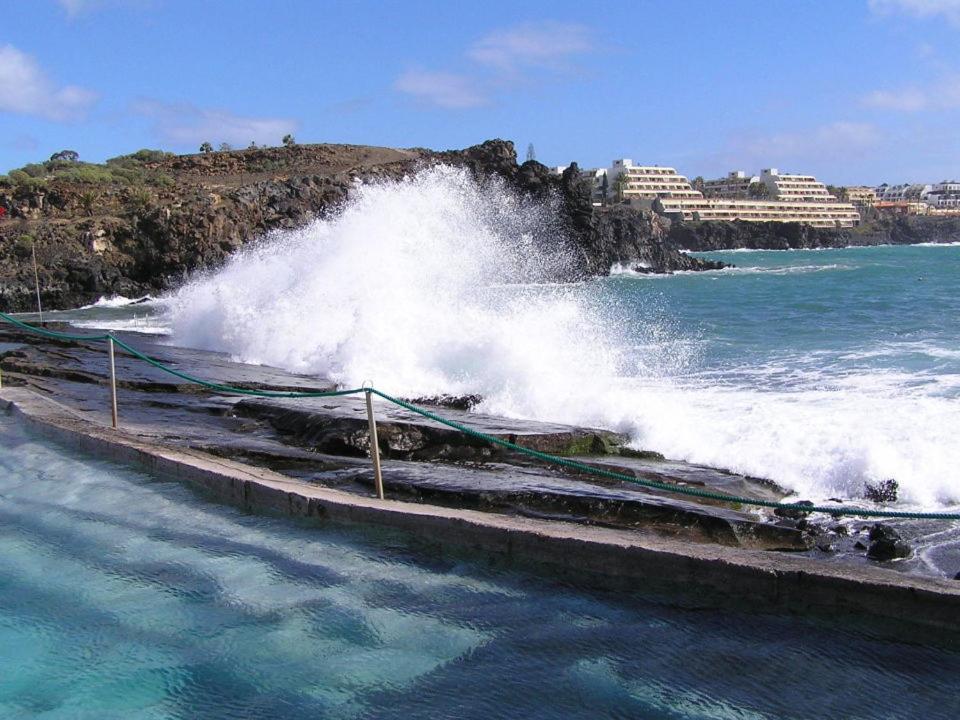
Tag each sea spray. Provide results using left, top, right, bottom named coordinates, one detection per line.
left=167, top=172, right=960, bottom=509
left=168, top=166, right=635, bottom=398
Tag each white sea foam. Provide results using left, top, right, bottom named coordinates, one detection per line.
left=70, top=318, right=170, bottom=335
left=167, top=167, right=960, bottom=509
left=79, top=295, right=154, bottom=309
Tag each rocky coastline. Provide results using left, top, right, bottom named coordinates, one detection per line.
left=0, top=140, right=718, bottom=312
left=3, top=138, right=957, bottom=312
left=0, top=322, right=939, bottom=568
left=667, top=213, right=960, bottom=252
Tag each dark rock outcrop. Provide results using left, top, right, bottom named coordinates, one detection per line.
left=584, top=205, right=725, bottom=276
left=668, top=215, right=960, bottom=252
left=864, top=479, right=899, bottom=503
left=867, top=524, right=911, bottom=561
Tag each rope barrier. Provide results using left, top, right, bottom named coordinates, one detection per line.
left=2, top=309, right=959, bottom=521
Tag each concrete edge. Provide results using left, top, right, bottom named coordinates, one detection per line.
left=3, top=387, right=960, bottom=636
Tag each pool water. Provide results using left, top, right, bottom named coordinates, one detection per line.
left=1, top=413, right=958, bottom=719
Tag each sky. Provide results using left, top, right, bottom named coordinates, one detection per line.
left=2, top=0, right=960, bottom=185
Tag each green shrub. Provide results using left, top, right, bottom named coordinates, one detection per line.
left=106, top=166, right=146, bottom=184
left=8, top=171, right=47, bottom=190
left=107, top=149, right=174, bottom=166
left=20, top=163, right=47, bottom=178
left=14, top=234, right=35, bottom=258
left=57, top=164, right=116, bottom=184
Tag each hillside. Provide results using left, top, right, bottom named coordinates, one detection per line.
left=0, top=140, right=719, bottom=311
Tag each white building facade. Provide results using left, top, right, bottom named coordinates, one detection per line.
left=603, top=160, right=860, bottom=227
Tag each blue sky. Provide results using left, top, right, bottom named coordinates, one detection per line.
left=2, top=0, right=960, bottom=184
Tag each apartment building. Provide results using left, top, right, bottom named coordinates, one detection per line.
left=702, top=170, right=759, bottom=198
left=611, top=161, right=859, bottom=227
left=758, top=168, right=835, bottom=202
left=875, top=183, right=932, bottom=203
left=552, top=160, right=861, bottom=226
left=923, top=181, right=960, bottom=209
left=845, top=186, right=877, bottom=206
left=655, top=196, right=861, bottom=226
left=609, top=159, right=702, bottom=200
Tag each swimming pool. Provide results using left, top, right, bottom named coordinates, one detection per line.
left=1, top=412, right=957, bottom=719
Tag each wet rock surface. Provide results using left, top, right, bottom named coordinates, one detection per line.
left=1, top=325, right=818, bottom=552
left=866, top=524, right=912, bottom=561
left=234, top=396, right=628, bottom=461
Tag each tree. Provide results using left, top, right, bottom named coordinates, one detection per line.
left=248, top=141, right=258, bottom=150
left=613, top=172, right=630, bottom=202
left=526, top=143, right=536, bottom=163
left=49, top=150, right=79, bottom=163
left=219, top=143, right=232, bottom=152
left=600, top=173, right=609, bottom=206
left=199, top=142, right=213, bottom=154
left=282, top=134, right=296, bottom=147
left=747, top=181, right=770, bottom=199
left=691, top=175, right=705, bottom=193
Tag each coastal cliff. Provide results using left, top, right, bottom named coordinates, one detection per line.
left=667, top=214, right=960, bottom=251
left=0, top=140, right=716, bottom=312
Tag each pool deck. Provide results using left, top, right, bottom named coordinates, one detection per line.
left=4, top=385, right=960, bottom=637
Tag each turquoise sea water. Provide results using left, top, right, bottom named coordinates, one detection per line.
left=587, top=244, right=960, bottom=508
left=2, top=412, right=960, bottom=719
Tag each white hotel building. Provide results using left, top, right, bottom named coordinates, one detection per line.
left=923, top=181, right=960, bottom=210
left=579, top=160, right=860, bottom=227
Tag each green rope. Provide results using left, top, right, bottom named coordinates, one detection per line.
left=3, top=309, right=960, bottom=521
left=369, top=389, right=960, bottom=521
left=109, top=336, right=365, bottom=399
left=0, top=310, right=111, bottom=342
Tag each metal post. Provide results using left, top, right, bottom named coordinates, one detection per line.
left=32, top=242, right=43, bottom=324
left=108, top=337, right=118, bottom=429
left=364, top=389, right=385, bottom=499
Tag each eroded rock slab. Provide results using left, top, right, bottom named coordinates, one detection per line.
left=233, top=396, right=628, bottom=460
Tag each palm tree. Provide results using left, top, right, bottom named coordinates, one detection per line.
left=613, top=173, right=630, bottom=202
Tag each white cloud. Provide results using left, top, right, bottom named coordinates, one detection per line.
left=868, top=0, right=960, bottom=26
left=467, top=22, right=592, bottom=71
left=134, top=100, right=298, bottom=147
left=730, top=122, right=883, bottom=167
left=57, top=0, right=89, bottom=16
left=862, top=75, right=960, bottom=111
left=863, top=87, right=930, bottom=111
left=0, top=44, right=97, bottom=121
left=393, top=71, right=487, bottom=109
left=395, top=21, right=594, bottom=110
left=57, top=0, right=155, bottom=17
